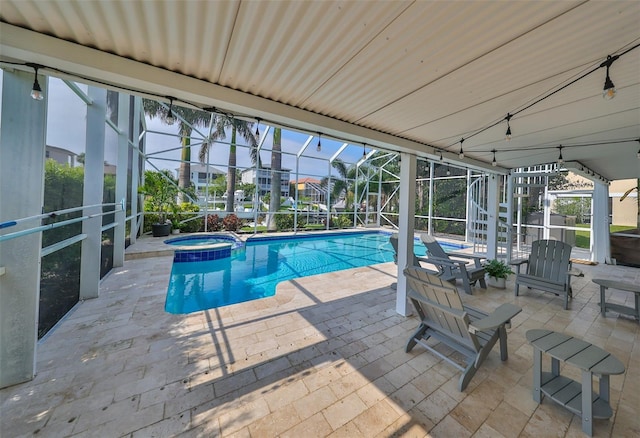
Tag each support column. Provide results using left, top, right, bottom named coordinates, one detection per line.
left=592, top=182, right=611, bottom=264
left=486, top=173, right=500, bottom=259
left=0, top=70, right=47, bottom=388
left=129, top=97, right=142, bottom=245
left=79, top=86, right=107, bottom=299
left=396, top=152, right=416, bottom=316
left=113, top=93, right=130, bottom=267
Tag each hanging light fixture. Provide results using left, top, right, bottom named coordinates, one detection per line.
left=439, top=151, right=443, bottom=161
left=505, top=113, right=512, bottom=141
left=255, top=118, right=261, bottom=141
left=636, top=138, right=640, bottom=159
left=316, top=133, right=322, bottom=152
left=491, top=149, right=497, bottom=167
left=27, top=63, right=44, bottom=101
left=601, top=55, right=619, bottom=100
left=557, top=145, right=564, bottom=164
left=165, top=97, right=176, bottom=125
left=458, top=138, right=465, bottom=159
left=446, top=165, right=451, bottom=176
left=362, top=143, right=367, bottom=159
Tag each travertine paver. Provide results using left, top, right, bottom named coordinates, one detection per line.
left=1, top=235, right=639, bottom=437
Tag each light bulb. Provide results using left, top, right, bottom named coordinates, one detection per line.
left=31, top=82, right=44, bottom=100
left=557, top=146, right=563, bottom=165
left=492, top=159, right=497, bottom=167
left=505, top=125, right=512, bottom=141
left=165, top=98, right=176, bottom=125
left=316, top=134, right=322, bottom=152
left=30, top=65, right=44, bottom=100
left=458, top=150, right=464, bottom=159
left=603, top=84, right=616, bottom=100
left=602, top=57, right=617, bottom=100
left=637, top=149, right=640, bottom=159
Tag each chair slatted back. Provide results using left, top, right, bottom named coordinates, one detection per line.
left=389, top=233, right=420, bottom=267
left=527, top=240, right=572, bottom=284
left=420, top=234, right=455, bottom=277
left=421, top=234, right=449, bottom=259
left=404, top=267, right=480, bottom=352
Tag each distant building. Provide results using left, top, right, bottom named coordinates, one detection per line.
left=610, top=179, right=638, bottom=227
left=241, top=166, right=290, bottom=197
left=46, top=145, right=77, bottom=167
left=187, top=164, right=226, bottom=195
left=294, top=177, right=326, bottom=203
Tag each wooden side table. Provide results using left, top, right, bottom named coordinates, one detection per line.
left=592, top=278, right=640, bottom=321
left=526, top=329, right=625, bottom=436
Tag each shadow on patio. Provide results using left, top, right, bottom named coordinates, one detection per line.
left=1, top=253, right=638, bottom=437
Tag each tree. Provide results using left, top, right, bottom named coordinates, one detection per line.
left=143, top=99, right=211, bottom=202
left=620, top=179, right=640, bottom=229
left=199, top=115, right=259, bottom=212
left=267, top=127, right=282, bottom=230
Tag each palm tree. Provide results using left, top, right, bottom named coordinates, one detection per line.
left=143, top=99, right=211, bottom=202
left=620, top=178, right=640, bottom=229
left=267, top=127, right=282, bottom=230
left=199, top=115, right=259, bottom=212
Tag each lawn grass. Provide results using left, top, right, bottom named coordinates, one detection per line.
left=575, top=224, right=635, bottom=248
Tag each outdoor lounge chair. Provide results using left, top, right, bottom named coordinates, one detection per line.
left=419, top=234, right=487, bottom=295
left=388, top=233, right=438, bottom=289
left=404, top=266, right=522, bottom=391
left=512, top=239, right=583, bottom=310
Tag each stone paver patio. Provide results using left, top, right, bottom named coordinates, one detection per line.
left=1, top=237, right=639, bottom=437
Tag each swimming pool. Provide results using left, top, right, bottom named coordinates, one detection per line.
left=165, top=231, right=467, bottom=314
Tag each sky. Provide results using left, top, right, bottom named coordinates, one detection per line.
left=40, top=77, right=372, bottom=181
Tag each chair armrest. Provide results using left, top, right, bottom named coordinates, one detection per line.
left=416, top=255, right=463, bottom=268
left=510, top=258, right=528, bottom=274
left=468, top=303, right=522, bottom=334
left=447, top=252, right=485, bottom=267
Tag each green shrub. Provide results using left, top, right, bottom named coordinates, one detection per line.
left=332, top=215, right=352, bottom=229
left=275, top=213, right=295, bottom=231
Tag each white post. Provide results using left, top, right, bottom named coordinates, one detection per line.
left=129, top=97, right=142, bottom=245
left=592, top=182, right=611, bottom=264
left=396, top=152, right=416, bottom=316
left=0, top=70, right=47, bottom=388
left=543, top=180, right=551, bottom=240
left=486, top=173, right=500, bottom=259
left=113, top=94, right=130, bottom=267
left=80, top=86, right=107, bottom=299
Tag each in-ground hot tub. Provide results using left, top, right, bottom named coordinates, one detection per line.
left=164, top=233, right=243, bottom=262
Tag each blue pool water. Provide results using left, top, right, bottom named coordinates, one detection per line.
left=165, top=231, right=466, bottom=314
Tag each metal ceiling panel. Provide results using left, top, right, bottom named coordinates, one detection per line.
left=0, top=0, right=639, bottom=178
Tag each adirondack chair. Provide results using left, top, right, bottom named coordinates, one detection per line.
left=419, top=234, right=487, bottom=295
left=512, top=239, right=583, bottom=310
left=388, top=234, right=437, bottom=289
left=404, top=266, right=522, bottom=391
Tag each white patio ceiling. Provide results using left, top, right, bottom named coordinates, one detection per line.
left=1, top=0, right=639, bottom=180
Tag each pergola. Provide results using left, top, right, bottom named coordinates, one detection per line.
left=1, top=1, right=638, bottom=388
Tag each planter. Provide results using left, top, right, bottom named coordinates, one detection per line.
left=487, top=276, right=506, bottom=289
left=171, top=228, right=181, bottom=235
left=610, top=229, right=640, bottom=267
left=151, top=223, right=171, bottom=237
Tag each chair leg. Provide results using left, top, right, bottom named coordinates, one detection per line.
left=406, top=324, right=429, bottom=353
left=498, top=326, right=508, bottom=361
left=459, top=362, right=478, bottom=391
left=515, top=282, right=520, bottom=297
left=478, top=277, right=487, bottom=289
